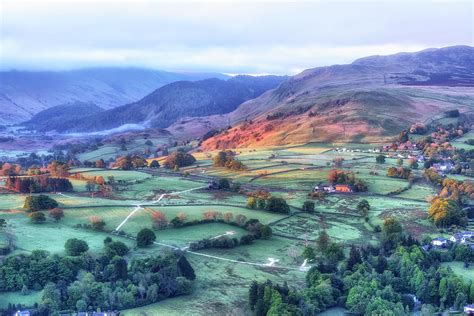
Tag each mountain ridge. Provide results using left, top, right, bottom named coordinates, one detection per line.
left=0, top=67, right=228, bottom=124
left=25, top=75, right=286, bottom=133
left=196, top=46, right=474, bottom=149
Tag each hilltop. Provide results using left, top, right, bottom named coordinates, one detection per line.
left=198, top=46, right=474, bottom=149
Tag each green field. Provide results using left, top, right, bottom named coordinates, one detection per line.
left=71, top=169, right=152, bottom=181
left=0, top=290, right=43, bottom=309
left=441, top=261, right=474, bottom=283
left=0, top=142, right=442, bottom=314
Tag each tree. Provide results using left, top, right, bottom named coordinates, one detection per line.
left=203, top=211, right=222, bottom=220
left=163, top=151, right=196, bottom=169
left=376, top=154, right=386, bottom=164
left=132, top=157, right=148, bottom=169
left=383, top=217, right=402, bottom=235
left=105, top=240, right=129, bottom=257
left=48, top=208, right=64, bottom=222
left=325, top=242, right=345, bottom=263
left=213, top=151, right=231, bottom=167
left=218, top=178, right=230, bottom=190
left=223, top=212, right=233, bottom=222
left=387, top=167, right=411, bottom=179
left=247, top=196, right=257, bottom=209
left=249, top=281, right=259, bottom=310
left=302, top=201, right=315, bottom=213
left=47, top=161, right=70, bottom=177
left=408, top=159, right=419, bottom=169
left=170, top=216, right=184, bottom=227
left=114, top=156, right=133, bottom=170
left=316, top=230, right=330, bottom=252
left=95, top=159, right=106, bottom=168
left=65, top=238, right=89, bottom=256
left=235, top=214, right=247, bottom=226
left=265, top=197, right=290, bottom=214
left=112, top=256, right=128, bottom=280
left=260, top=225, right=272, bottom=240
left=149, top=160, right=160, bottom=168
left=137, top=228, right=156, bottom=247
left=41, top=282, right=61, bottom=311
left=29, top=211, right=46, bottom=224
left=85, top=180, right=96, bottom=193
left=429, top=198, right=466, bottom=227
left=177, top=256, right=196, bottom=280
left=357, top=200, right=370, bottom=218
left=213, top=150, right=246, bottom=170
left=257, top=198, right=266, bottom=210
left=347, top=245, right=362, bottom=271
left=89, top=216, right=106, bottom=231
left=151, top=210, right=168, bottom=229
left=302, top=246, right=316, bottom=261
left=95, top=176, right=105, bottom=185
left=24, top=195, right=58, bottom=212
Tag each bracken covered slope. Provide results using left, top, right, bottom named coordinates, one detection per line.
left=198, top=46, right=474, bottom=149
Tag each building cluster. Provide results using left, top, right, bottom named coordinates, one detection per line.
left=429, top=231, right=474, bottom=250
left=313, top=182, right=353, bottom=194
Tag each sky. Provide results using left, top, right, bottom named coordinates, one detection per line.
left=1, top=0, right=473, bottom=74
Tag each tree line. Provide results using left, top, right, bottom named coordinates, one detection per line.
left=0, top=238, right=195, bottom=314
left=247, top=217, right=472, bottom=315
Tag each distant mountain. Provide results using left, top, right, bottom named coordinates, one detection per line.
left=196, top=46, right=474, bottom=149
left=24, top=102, right=104, bottom=132
left=0, top=68, right=227, bottom=124
left=38, top=75, right=286, bottom=132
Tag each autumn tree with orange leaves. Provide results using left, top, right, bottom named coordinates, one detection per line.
left=151, top=210, right=168, bottom=229
left=428, top=198, right=467, bottom=227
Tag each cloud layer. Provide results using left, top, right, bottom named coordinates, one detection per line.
left=1, top=0, right=473, bottom=74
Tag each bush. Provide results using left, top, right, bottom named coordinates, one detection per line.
left=218, top=178, right=231, bottom=190
left=260, top=225, right=272, bottom=239
left=105, top=241, right=129, bottom=257
left=375, top=155, right=386, bottom=164
left=163, top=152, right=196, bottom=169
left=177, top=256, right=196, bottom=280
left=170, top=216, right=184, bottom=227
left=213, top=150, right=246, bottom=171
left=24, top=195, right=58, bottom=212
left=387, top=167, right=411, bottom=179
left=65, top=238, right=89, bottom=256
left=48, top=208, right=64, bottom=222
left=29, top=211, right=46, bottom=224
left=302, top=201, right=315, bottom=213
left=89, top=216, right=106, bottom=231
left=265, top=197, right=290, bottom=214
left=240, top=234, right=255, bottom=245
left=137, top=228, right=156, bottom=247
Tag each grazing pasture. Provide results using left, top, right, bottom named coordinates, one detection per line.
left=0, top=141, right=442, bottom=314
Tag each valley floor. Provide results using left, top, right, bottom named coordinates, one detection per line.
left=0, top=142, right=460, bottom=314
